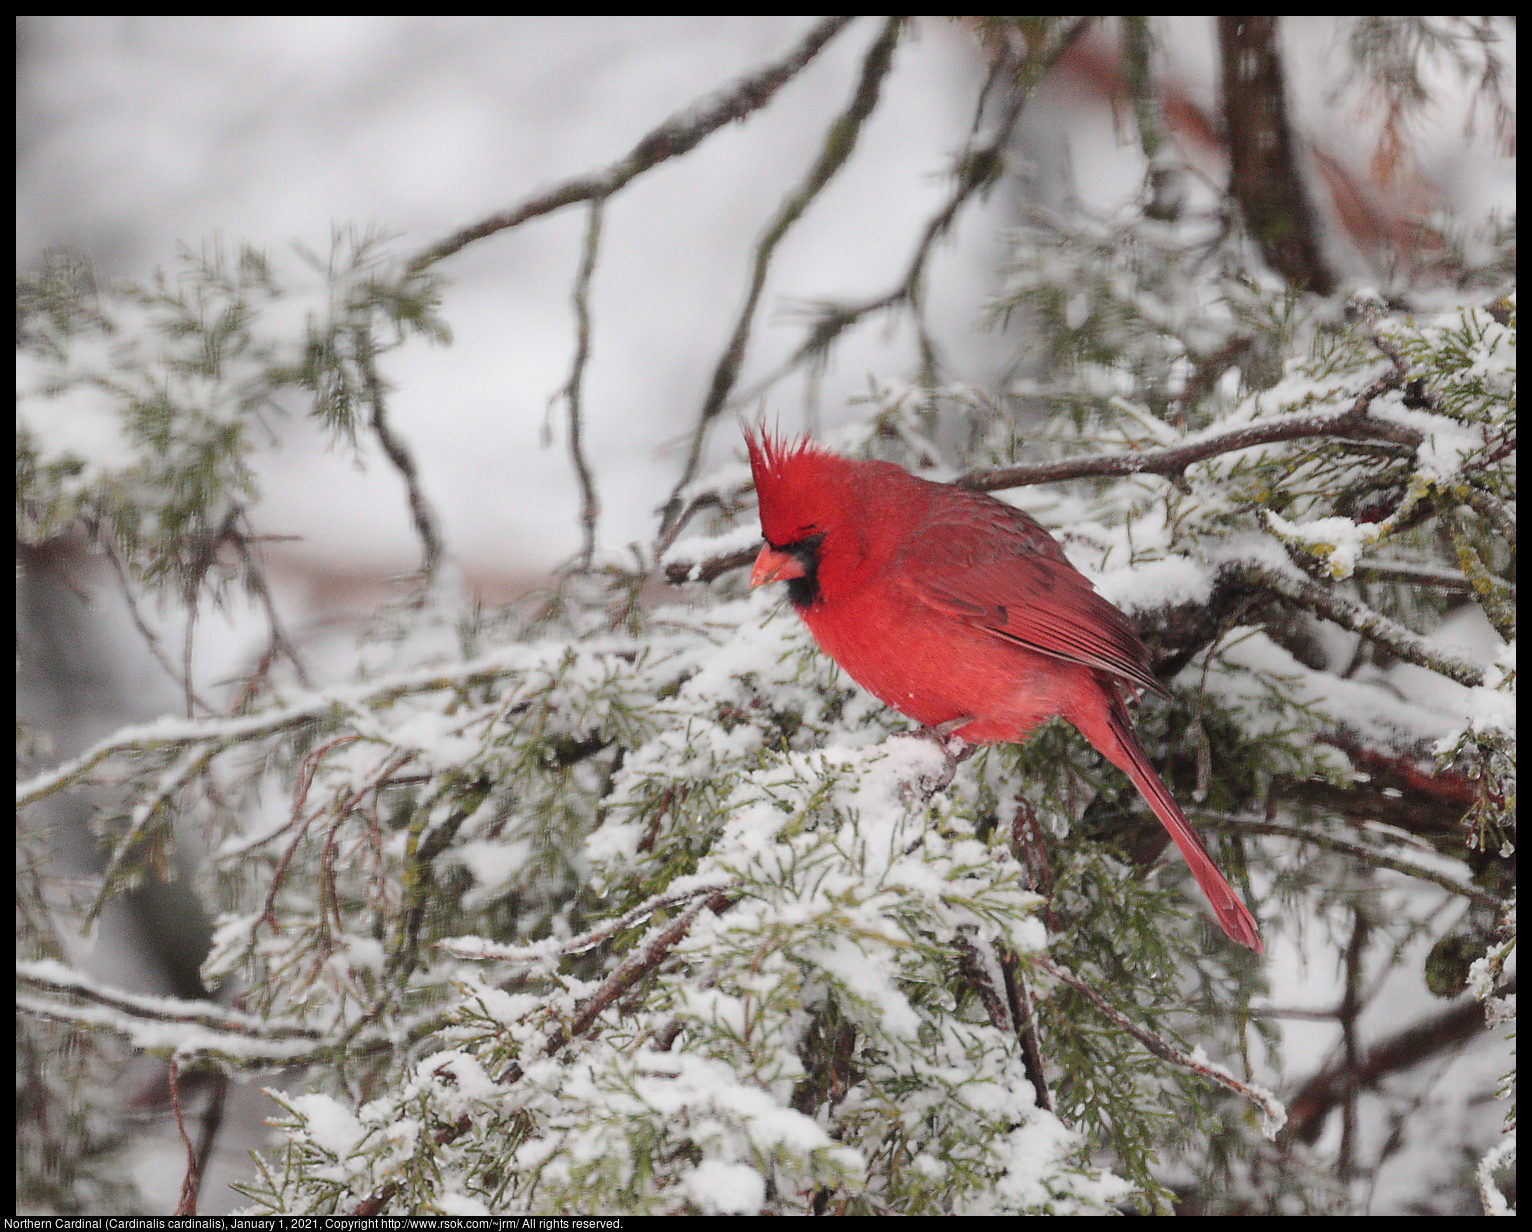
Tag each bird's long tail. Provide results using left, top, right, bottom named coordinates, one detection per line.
left=1088, top=690, right=1264, bottom=955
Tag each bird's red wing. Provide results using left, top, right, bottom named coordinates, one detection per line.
left=890, top=499, right=1168, bottom=699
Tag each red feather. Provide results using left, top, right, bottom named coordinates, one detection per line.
left=745, top=429, right=1262, bottom=954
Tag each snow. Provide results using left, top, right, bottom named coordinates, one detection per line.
left=283, top=1093, right=366, bottom=1162
left=1373, top=395, right=1488, bottom=483
left=661, top=521, right=766, bottom=578
left=684, top=1159, right=765, bottom=1214
left=1094, top=553, right=1214, bottom=612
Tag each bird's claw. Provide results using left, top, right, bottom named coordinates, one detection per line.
left=892, top=718, right=975, bottom=800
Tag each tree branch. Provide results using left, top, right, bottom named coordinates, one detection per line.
left=1228, top=559, right=1487, bottom=688
left=731, top=17, right=1093, bottom=409
left=1218, top=16, right=1336, bottom=293
left=1034, top=955, right=1286, bottom=1133
left=1218, top=816, right=1500, bottom=910
left=1282, top=981, right=1509, bottom=1146
left=956, top=375, right=1420, bottom=491
left=552, top=199, right=604, bottom=568
left=359, top=330, right=445, bottom=587
left=660, top=16, right=907, bottom=537
left=407, top=16, right=858, bottom=272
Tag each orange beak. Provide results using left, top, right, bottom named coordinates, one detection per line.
left=750, top=544, right=807, bottom=589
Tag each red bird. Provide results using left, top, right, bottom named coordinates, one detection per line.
left=745, top=429, right=1263, bottom=954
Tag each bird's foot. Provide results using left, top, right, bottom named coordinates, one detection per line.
left=891, top=717, right=975, bottom=800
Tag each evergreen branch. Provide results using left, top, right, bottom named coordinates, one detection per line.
left=1227, top=559, right=1487, bottom=688
left=14, top=643, right=583, bottom=809
left=1032, top=955, right=1286, bottom=1134
left=660, top=16, right=906, bottom=538
left=87, top=743, right=221, bottom=925
left=1459, top=478, right=1516, bottom=546
left=437, top=878, right=738, bottom=963
left=407, top=16, right=858, bottom=271
left=17, top=960, right=326, bottom=1066
left=493, top=894, right=717, bottom=1086
left=351, top=895, right=721, bottom=1214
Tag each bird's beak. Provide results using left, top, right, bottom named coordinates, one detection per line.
left=750, top=544, right=806, bottom=589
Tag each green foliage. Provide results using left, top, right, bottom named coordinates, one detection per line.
left=17, top=232, right=448, bottom=605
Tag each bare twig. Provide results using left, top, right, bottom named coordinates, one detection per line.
left=169, top=1061, right=201, bottom=1215
left=732, top=18, right=1094, bottom=412
left=660, top=16, right=907, bottom=538
left=1217, top=816, right=1500, bottom=910
left=552, top=200, right=605, bottom=569
left=665, top=542, right=759, bottom=587
left=957, top=377, right=1420, bottom=492
left=408, top=16, right=858, bottom=272
left=98, top=530, right=215, bottom=716
left=358, top=331, right=445, bottom=588
left=229, top=511, right=313, bottom=690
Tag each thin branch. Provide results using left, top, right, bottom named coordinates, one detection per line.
left=957, top=376, right=1420, bottom=491
left=660, top=16, right=907, bottom=537
left=407, top=16, right=858, bottom=272
left=733, top=18, right=1094, bottom=413
left=1228, top=559, right=1487, bottom=688
left=1283, top=979, right=1509, bottom=1146
left=665, top=543, right=758, bottom=587
left=17, top=960, right=325, bottom=1053
left=552, top=199, right=604, bottom=569
left=229, top=511, right=314, bottom=690
left=16, top=643, right=563, bottom=809
left=1218, top=816, right=1501, bottom=910
left=359, top=330, right=445, bottom=587
left=1351, top=558, right=1512, bottom=596
left=1033, top=955, right=1287, bottom=1134
left=169, top=1061, right=201, bottom=1215
left=438, top=878, right=738, bottom=964
left=97, top=529, right=215, bottom=716
left=493, top=896, right=716, bottom=1088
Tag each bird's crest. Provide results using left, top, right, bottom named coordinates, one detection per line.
left=744, top=428, right=850, bottom=546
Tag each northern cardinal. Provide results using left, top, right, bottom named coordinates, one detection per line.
left=745, top=429, right=1263, bottom=954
